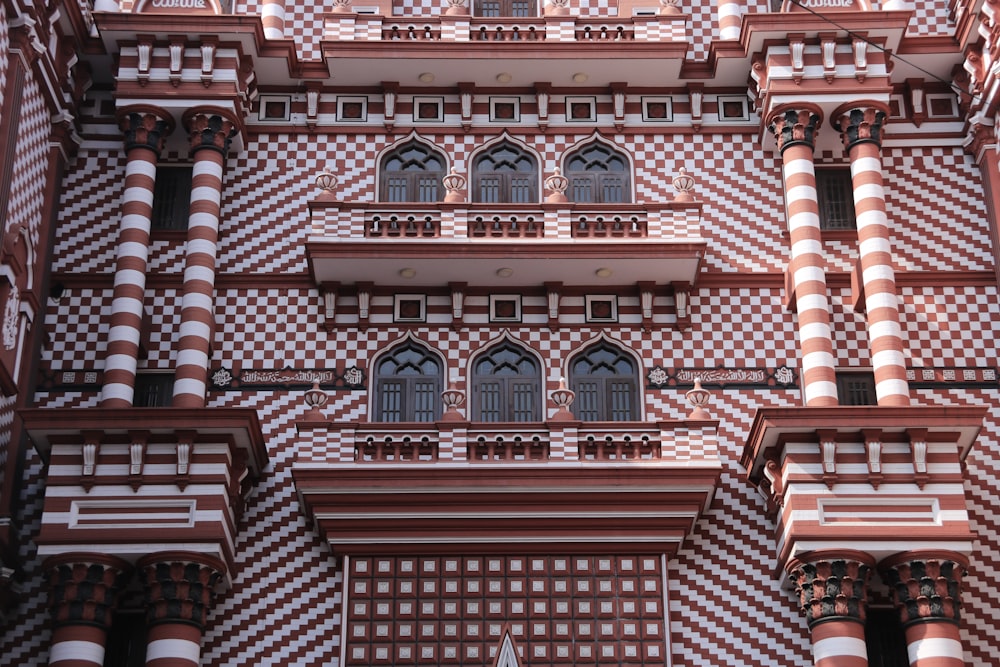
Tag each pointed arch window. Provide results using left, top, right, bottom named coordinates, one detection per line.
left=569, top=343, right=639, bottom=421
left=472, top=342, right=541, bottom=422
left=565, top=142, right=631, bottom=204
left=380, top=141, right=447, bottom=203
left=473, top=141, right=538, bottom=204
left=373, top=341, right=443, bottom=422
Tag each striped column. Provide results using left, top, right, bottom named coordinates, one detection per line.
left=881, top=552, right=968, bottom=667
left=768, top=107, right=839, bottom=406
left=261, top=0, right=286, bottom=39
left=139, top=552, right=226, bottom=667
left=45, top=553, right=130, bottom=667
left=101, top=111, right=171, bottom=408
left=788, top=551, right=875, bottom=667
left=835, top=106, right=911, bottom=407
left=717, top=0, right=743, bottom=40
left=172, top=112, right=236, bottom=409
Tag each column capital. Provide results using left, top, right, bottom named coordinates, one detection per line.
left=880, top=551, right=968, bottom=626
left=787, top=550, right=875, bottom=628
left=766, top=104, right=824, bottom=153
left=44, top=553, right=131, bottom=629
left=138, top=552, right=226, bottom=630
left=183, top=109, right=239, bottom=156
left=117, top=107, right=174, bottom=156
left=832, top=102, right=890, bottom=151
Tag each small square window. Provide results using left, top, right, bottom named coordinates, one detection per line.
left=338, top=97, right=368, bottom=122
left=490, top=97, right=520, bottom=123
left=489, top=295, right=522, bottom=322
left=258, top=95, right=290, bottom=122
left=413, top=97, right=444, bottom=122
left=134, top=374, right=174, bottom=407
left=836, top=371, right=876, bottom=406
left=927, top=94, right=957, bottom=118
left=151, top=167, right=192, bottom=231
left=566, top=97, right=596, bottom=122
left=394, top=295, right=426, bottom=322
left=641, top=97, right=672, bottom=122
left=717, top=96, right=749, bottom=122
left=816, top=168, right=856, bottom=230
left=586, top=296, right=618, bottom=322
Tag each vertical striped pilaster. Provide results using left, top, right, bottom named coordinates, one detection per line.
left=139, top=552, right=226, bottom=667
left=717, top=0, right=743, bottom=40
left=881, top=552, right=968, bottom=667
left=789, top=551, right=875, bottom=667
left=836, top=106, right=910, bottom=407
left=172, top=113, right=234, bottom=409
left=768, top=107, right=839, bottom=406
left=101, top=112, right=170, bottom=408
left=45, top=554, right=131, bottom=667
left=261, top=0, right=286, bottom=39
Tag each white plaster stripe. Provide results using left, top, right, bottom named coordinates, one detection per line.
left=191, top=185, right=222, bottom=203
left=124, top=158, right=157, bottom=180
left=796, top=292, right=833, bottom=314
left=175, top=349, right=210, bottom=369
left=793, top=265, right=826, bottom=286
left=104, top=353, right=139, bottom=371
left=813, top=635, right=867, bottom=662
left=856, top=209, right=889, bottom=229
left=784, top=157, right=816, bottom=176
left=182, top=265, right=217, bottom=286
left=192, top=160, right=223, bottom=179
left=146, top=637, right=202, bottom=663
left=172, top=377, right=207, bottom=397
left=49, top=640, right=104, bottom=665
left=99, top=383, right=133, bottom=404
left=790, top=238, right=823, bottom=259
left=187, top=211, right=220, bottom=230
left=178, top=319, right=212, bottom=341
left=185, top=239, right=218, bottom=256
left=804, top=381, right=838, bottom=402
left=786, top=184, right=819, bottom=201
left=799, top=321, right=834, bottom=342
left=107, top=325, right=142, bottom=346
left=875, top=378, right=910, bottom=399
left=907, top=636, right=963, bottom=663
left=801, top=350, right=836, bottom=371
left=180, top=291, right=215, bottom=312
left=849, top=155, right=881, bottom=174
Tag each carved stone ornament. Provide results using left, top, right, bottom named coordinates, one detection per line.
left=544, top=168, right=569, bottom=203
left=2, top=289, right=18, bottom=350
left=672, top=167, right=695, bottom=202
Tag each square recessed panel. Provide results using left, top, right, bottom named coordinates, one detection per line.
left=717, top=95, right=749, bottom=122
left=641, top=96, right=673, bottom=122
left=490, top=295, right=522, bottom=322
left=586, top=295, right=618, bottom=322
left=490, top=97, right=520, bottom=123
left=413, top=97, right=444, bottom=123
left=338, top=96, right=369, bottom=122
left=394, top=294, right=426, bottom=323
left=258, top=95, right=290, bottom=122
left=926, top=94, right=958, bottom=118
left=566, top=96, right=597, bottom=122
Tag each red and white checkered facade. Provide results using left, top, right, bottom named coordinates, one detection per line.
left=1, top=0, right=1000, bottom=665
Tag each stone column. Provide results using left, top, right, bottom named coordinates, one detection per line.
left=881, top=552, right=968, bottom=667
left=45, top=554, right=131, bottom=667
left=716, top=0, right=744, bottom=40
left=834, top=105, right=911, bottom=407
left=788, top=551, right=875, bottom=667
left=768, top=106, right=839, bottom=406
left=261, top=0, right=286, bottom=39
left=138, top=552, right=226, bottom=667
left=171, top=112, right=236, bottom=409
left=101, top=110, right=171, bottom=408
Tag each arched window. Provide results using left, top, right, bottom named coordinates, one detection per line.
left=473, top=141, right=538, bottom=204
left=564, top=142, right=631, bottom=204
left=569, top=343, right=639, bottom=421
left=373, top=341, right=443, bottom=422
left=475, top=0, right=537, bottom=16
left=471, top=342, right=541, bottom=422
left=380, top=140, right=446, bottom=203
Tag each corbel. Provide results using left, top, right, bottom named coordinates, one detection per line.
left=81, top=430, right=102, bottom=491
left=906, top=78, right=926, bottom=126
left=321, top=282, right=339, bottom=328
left=450, top=282, right=466, bottom=329
left=610, top=82, right=627, bottom=132
left=817, top=429, right=838, bottom=489
left=168, top=37, right=185, bottom=87
left=670, top=281, right=690, bottom=330
left=687, top=83, right=703, bottom=131
left=862, top=428, right=883, bottom=489
left=535, top=82, right=551, bottom=132
left=907, top=427, right=929, bottom=489
left=200, top=37, right=217, bottom=87
left=306, top=82, right=322, bottom=130
left=789, top=34, right=805, bottom=84
left=820, top=32, right=837, bottom=83
left=382, top=81, right=399, bottom=132
left=638, top=281, right=655, bottom=332
left=356, top=282, right=373, bottom=331
left=458, top=82, right=475, bottom=132
left=853, top=36, right=868, bottom=82
left=545, top=281, right=562, bottom=329
left=176, top=430, right=195, bottom=491
left=128, top=430, right=150, bottom=492
left=762, top=458, right=783, bottom=520
left=136, top=36, right=153, bottom=86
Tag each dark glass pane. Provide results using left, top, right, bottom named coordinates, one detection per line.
left=480, top=0, right=500, bottom=15
left=416, top=176, right=439, bottom=203
left=413, top=380, right=438, bottom=422
left=133, top=375, right=173, bottom=408
left=571, top=177, right=594, bottom=203
left=510, top=177, right=532, bottom=203
left=837, top=372, right=877, bottom=406
left=565, top=143, right=631, bottom=203
left=570, top=344, right=637, bottom=421
left=385, top=176, right=408, bottom=202
left=817, top=169, right=856, bottom=230
left=511, top=382, right=536, bottom=422
left=479, top=177, right=501, bottom=204
left=380, top=381, right=403, bottom=422
left=610, top=381, right=634, bottom=421
left=511, top=0, right=531, bottom=15
left=103, top=612, right=146, bottom=667
left=151, top=168, right=192, bottom=231
left=380, top=141, right=446, bottom=202
left=574, top=381, right=600, bottom=421
left=479, top=382, right=501, bottom=422
left=866, top=608, right=909, bottom=667
left=374, top=343, right=443, bottom=421
left=601, top=176, right=624, bottom=203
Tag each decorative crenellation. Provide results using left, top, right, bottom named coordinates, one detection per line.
left=834, top=106, right=888, bottom=150
left=767, top=107, right=822, bottom=152
left=185, top=112, right=237, bottom=155
left=788, top=554, right=874, bottom=627
left=119, top=110, right=172, bottom=155
left=881, top=553, right=967, bottom=626
left=138, top=553, right=226, bottom=629
left=46, top=554, right=131, bottom=628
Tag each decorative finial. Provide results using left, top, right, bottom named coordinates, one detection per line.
left=304, top=380, right=329, bottom=417
left=440, top=381, right=466, bottom=422
left=684, top=378, right=711, bottom=419
left=550, top=377, right=576, bottom=420
left=442, top=168, right=467, bottom=203
left=672, top=167, right=695, bottom=202
left=315, top=167, right=339, bottom=197
left=544, top=168, right=569, bottom=203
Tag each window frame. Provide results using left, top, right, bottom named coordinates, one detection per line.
left=133, top=373, right=174, bottom=408
left=815, top=167, right=857, bottom=230
left=474, top=0, right=538, bottom=17
left=472, top=141, right=538, bottom=204
left=835, top=370, right=877, bottom=406
left=568, top=343, right=639, bottom=421
left=373, top=341, right=443, bottom=422
left=564, top=142, right=632, bottom=204
left=151, top=166, right=193, bottom=231
left=471, top=342, right=542, bottom=422
left=379, top=140, right=447, bottom=203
